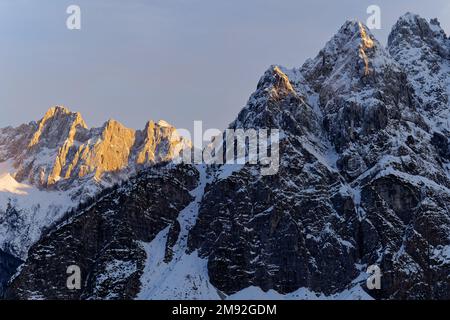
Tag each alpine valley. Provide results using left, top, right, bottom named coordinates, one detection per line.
left=1, top=13, right=450, bottom=300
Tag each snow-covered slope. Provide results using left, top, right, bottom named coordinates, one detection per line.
left=0, top=161, right=73, bottom=258
left=137, top=165, right=221, bottom=300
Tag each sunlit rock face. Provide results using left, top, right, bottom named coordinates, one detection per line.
left=3, top=106, right=190, bottom=189
left=184, top=18, right=450, bottom=299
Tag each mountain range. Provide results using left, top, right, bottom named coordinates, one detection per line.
left=1, top=13, right=449, bottom=300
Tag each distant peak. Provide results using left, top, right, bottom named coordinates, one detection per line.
left=102, top=119, right=131, bottom=134
left=338, top=20, right=376, bottom=48
left=142, top=120, right=175, bottom=132
left=104, top=118, right=120, bottom=126
left=28, top=106, right=87, bottom=148
left=44, top=105, right=71, bottom=117
left=338, top=19, right=370, bottom=34
left=157, top=120, right=172, bottom=128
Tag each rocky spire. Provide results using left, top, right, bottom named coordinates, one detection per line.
left=230, top=64, right=318, bottom=137
left=388, top=13, right=449, bottom=59
left=299, top=20, right=418, bottom=153
left=28, top=106, right=87, bottom=149
left=388, top=13, right=450, bottom=130
left=301, top=20, right=396, bottom=94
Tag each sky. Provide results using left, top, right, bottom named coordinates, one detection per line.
left=1, top=0, right=450, bottom=133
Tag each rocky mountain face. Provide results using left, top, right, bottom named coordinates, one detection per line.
left=2, top=13, right=450, bottom=300
left=388, top=13, right=450, bottom=132
left=189, top=17, right=450, bottom=299
left=5, top=164, right=198, bottom=300
left=1, top=106, right=190, bottom=189
left=0, top=107, right=190, bottom=259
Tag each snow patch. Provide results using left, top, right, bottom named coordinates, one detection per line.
left=0, top=160, right=74, bottom=259
left=137, top=165, right=221, bottom=300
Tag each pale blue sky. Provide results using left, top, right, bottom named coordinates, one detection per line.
left=1, top=0, right=449, bottom=132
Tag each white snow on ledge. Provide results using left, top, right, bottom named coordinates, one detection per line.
left=0, top=161, right=31, bottom=195
left=432, top=245, right=450, bottom=265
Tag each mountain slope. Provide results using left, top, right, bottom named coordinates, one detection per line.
left=188, top=19, right=449, bottom=299
left=5, top=164, right=198, bottom=299
left=0, top=249, right=21, bottom=297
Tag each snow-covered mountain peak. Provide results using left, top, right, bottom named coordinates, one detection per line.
left=389, top=13, right=449, bottom=57
left=314, top=20, right=378, bottom=61
left=332, top=20, right=375, bottom=50
left=388, top=13, right=450, bottom=131
left=230, top=63, right=320, bottom=138
left=133, top=119, right=191, bottom=165
left=2, top=14, right=450, bottom=300
left=42, top=105, right=79, bottom=118
left=397, top=12, right=447, bottom=38
left=301, top=20, right=397, bottom=98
